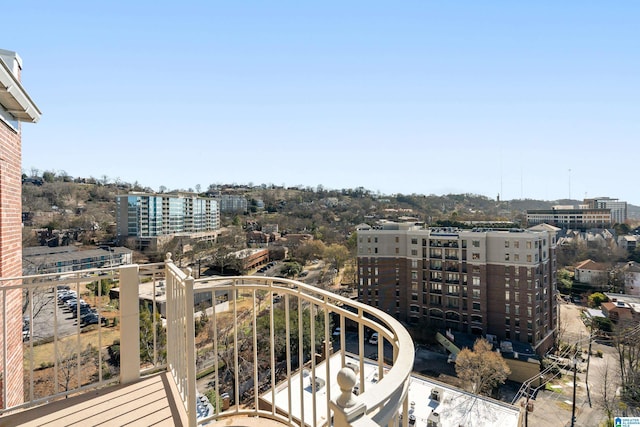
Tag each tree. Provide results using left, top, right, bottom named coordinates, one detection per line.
left=323, top=243, right=350, bottom=271
left=588, top=292, right=608, bottom=308
left=455, top=338, right=511, bottom=396
left=596, top=360, right=621, bottom=426
left=558, top=269, right=573, bottom=293
left=294, top=240, right=326, bottom=265
left=139, top=304, right=166, bottom=365
left=612, top=322, right=640, bottom=412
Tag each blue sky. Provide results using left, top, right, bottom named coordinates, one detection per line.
left=6, top=1, right=639, bottom=204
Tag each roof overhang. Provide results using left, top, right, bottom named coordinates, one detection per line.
left=0, top=53, right=41, bottom=123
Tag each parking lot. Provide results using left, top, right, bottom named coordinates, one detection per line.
left=24, top=287, right=108, bottom=343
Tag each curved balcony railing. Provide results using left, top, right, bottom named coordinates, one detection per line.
left=165, top=257, right=415, bottom=426
left=1, top=258, right=414, bottom=427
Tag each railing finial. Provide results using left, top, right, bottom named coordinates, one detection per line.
left=336, top=367, right=359, bottom=408
left=165, top=252, right=173, bottom=262
left=186, top=267, right=193, bottom=278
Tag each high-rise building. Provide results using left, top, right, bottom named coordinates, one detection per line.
left=356, top=222, right=559, bottom=355
left=583, top=197, right=628, bottom=225
left=116, top=193, right=220, bottom=250
left=0, top=48, right=41, bottom=407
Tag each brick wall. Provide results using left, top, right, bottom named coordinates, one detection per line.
left=0, top=118, right=24, bottom=408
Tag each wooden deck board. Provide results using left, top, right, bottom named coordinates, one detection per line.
left=0, top=372, right=188, bottom=427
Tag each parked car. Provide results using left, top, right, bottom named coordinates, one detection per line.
left=71, top=305, right=95, bottom=318
left=369, top=333, right=378, bottom=345
left=81, top=312, right=108, bottom=326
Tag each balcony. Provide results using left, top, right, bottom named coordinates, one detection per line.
left=1, top=254, right=414, bottom=426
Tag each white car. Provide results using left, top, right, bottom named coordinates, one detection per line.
left=369, top=333, right=378, bottom=345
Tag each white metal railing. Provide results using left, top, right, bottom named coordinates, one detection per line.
left=0, top=262, right=165, bottom=413
left=2, top=257, right=414, bottom=427
left=163, top=256, right=415, bottom=427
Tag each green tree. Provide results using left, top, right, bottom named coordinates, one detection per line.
left=588, top=292, right=608, bottom=308
left=558, top=269, right=573, bottom=292
left=455, top=338, right=511, bottom=396
left=280, top=261, right=303, bottom=277
left=139, top=304, right=166, bottom=365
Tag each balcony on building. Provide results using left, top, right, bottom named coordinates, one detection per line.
left=0, top=254, right=414, bottom=426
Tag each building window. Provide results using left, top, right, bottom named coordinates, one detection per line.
left=526, top=241, right=532, bottom=249
left=411, top=249, right=418, bottom=256
left=527, top=307, right=532, bottom=317
left=514, top=305, right=520, bottom=315
left=411, top=259, right=418, bottom=268
left=472, top=240, right=480, bottom=248
left=514, top=241, right=519, bottom=249
left=473, top=289, right=480, bottom=298
left=411, top=238, right=418, bottom=244
left=505, top=290, right=510, bottom=301
left=505, top=241, right=510, bottom=248
left=473, top=302, right=481, bottom=311
left=411, top=271, right=418, bottom=280
left=395, top=237, right=399, bottom=243
left=514, top=254, right=519, bottom=261
left=472, top=276, right=480, bottom=286
left=505, top=253, right=510, bottom=261
left=527, top=254, right=532, bottom=262
left=505, top=317, right=510, bottom=326
left=395, top=248, right=399, bottom=254
left=472, top=253, right=480, bottom=260
left=505, top=304, right=510, bottom=314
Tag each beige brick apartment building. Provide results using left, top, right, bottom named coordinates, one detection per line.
left=356, top=222, right=559, bottom=355
left=0, top=49, right=41, bottom=407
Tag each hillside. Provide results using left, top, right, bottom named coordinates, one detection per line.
left=21, top=174, right=640, bottom=250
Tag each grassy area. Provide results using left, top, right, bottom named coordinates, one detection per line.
left=24, top=326, right=121, bottom=369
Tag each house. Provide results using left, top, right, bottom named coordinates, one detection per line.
left=601, top=301, right=634, bottom=324
left=613, top=261, right=640, bottom=296
left=574, top=259, right=610, bottom=288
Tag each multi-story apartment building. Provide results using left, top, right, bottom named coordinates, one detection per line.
left=216, top=194, right=248, bottom=213
left=584, top=197, right=627, bottom=224
left=526, top=206, right=611, bottom=229
left=356, top=222, right=559, bottom=355
left=116, top=193, right=220, bottom=250
left=0, top=48, right=41, bottom=407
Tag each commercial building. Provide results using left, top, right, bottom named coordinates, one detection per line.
left=116, top=193, right=220, bottom=250
left=22, top=245, right=133, bottom=275
left=584, top=197, right=628, bottom=224
left=0, top=48, right=41, bottom=407
left=356, top=222, right=559, bottom=355
left=526, top=206, right=611, bottom=229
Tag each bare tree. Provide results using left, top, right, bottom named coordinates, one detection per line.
left=455, top=338, right=511, bottom=396
left=596, top=359, right=621, bottom=424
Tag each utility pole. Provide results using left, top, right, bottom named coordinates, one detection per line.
left=571, top=357, right=577, bottom=426
left=585, top=327, right=593, bottom=407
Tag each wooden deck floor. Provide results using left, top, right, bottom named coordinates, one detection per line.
left=0, top=373, right=287, bottom=427
left=0, top=372, right=188, bottom=427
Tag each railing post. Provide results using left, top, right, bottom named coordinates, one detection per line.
left=330, top=367, right=366, bottom=427
left=185, top=268, right=197, bottom=427
left=119, top=264, right=141, bottom=384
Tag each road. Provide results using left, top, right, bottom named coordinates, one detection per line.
left=525, top=302, right=617, bottom=427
